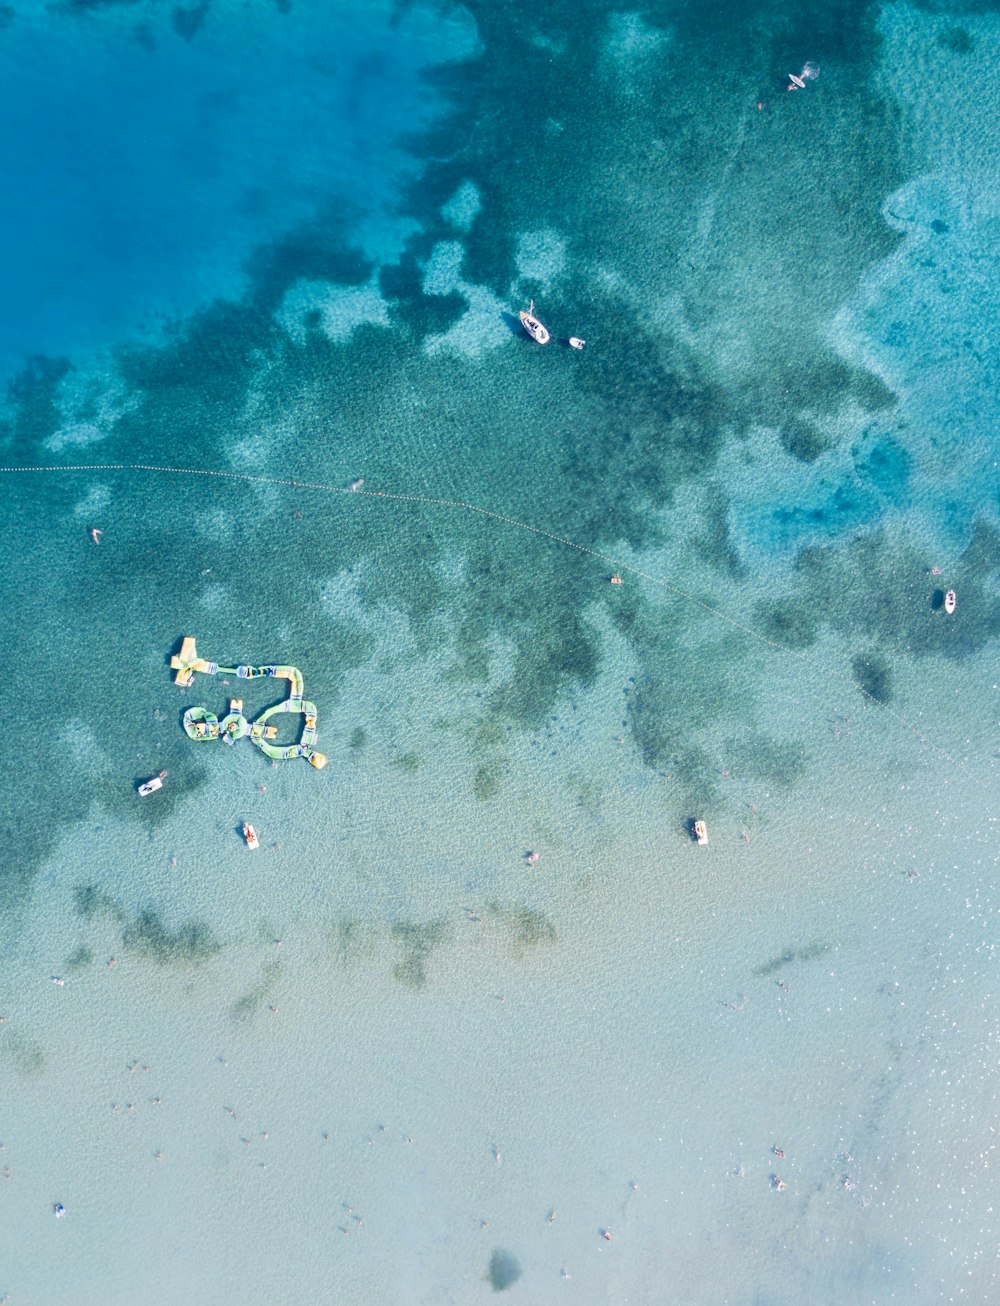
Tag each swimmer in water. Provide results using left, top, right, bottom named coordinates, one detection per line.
left=89, top=527, right=103, bottom=544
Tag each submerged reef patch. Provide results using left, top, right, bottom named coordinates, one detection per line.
left=0, top=1026, right=46, bottom=1081
left=473, top=758, right=506, bottom=801
left=74, top=886, right=221, bottom=967
left=65, top=944, right=94, bottom=971
left=754, top=599, right=820, bottom=651
left=330, top=917, right=373, bottom=963
left=486, top=902, right=557, bottom=951
left=851, top=652, right=893, bottom=704
left=391, top=917, right=450, bottom=990
left=229, top=960, right=282, bottom=1022
left=755, top=940, right=830, bottom=978
left=487, top=1249, right=523, bottom=1292
left=122, top=910, right=221, bottom=967
left=779, top=417, right=832, bottom=464
left=725, top=736, right=807, bottom=790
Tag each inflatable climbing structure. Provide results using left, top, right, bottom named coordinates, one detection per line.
left=170, top=636, right=327, bottom=769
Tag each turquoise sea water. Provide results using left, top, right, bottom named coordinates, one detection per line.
left=1, top=1, right=998, bottom=1303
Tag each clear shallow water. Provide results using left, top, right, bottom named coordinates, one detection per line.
left=1, top=1, right=998, bottom=1303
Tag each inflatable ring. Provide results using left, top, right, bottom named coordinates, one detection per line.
left=183, top=705, right=220, bottom=741
left=219, top=712, right=249, bottom=744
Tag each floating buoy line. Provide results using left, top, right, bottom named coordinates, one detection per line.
left=0, top=459, right=967, bottom=768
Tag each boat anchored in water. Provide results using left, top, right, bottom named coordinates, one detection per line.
left=519, top=300, right=550, bottom=345
left=137, top=770, right=168, bottom=797
left=242, top=822, right=260, bottom=850
left=693, top=819, right=709, bottom=846
left=944, top=589, right=957, bottom=614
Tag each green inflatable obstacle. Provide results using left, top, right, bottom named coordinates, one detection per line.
left=183, top=705, right=220, bottom=740
left=219, top=711, right=250, bottom=745
left=171, top=637, right=327, bottom=769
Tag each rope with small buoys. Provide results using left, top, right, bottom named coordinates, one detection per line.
left=0, top=459, right=967, bottom=768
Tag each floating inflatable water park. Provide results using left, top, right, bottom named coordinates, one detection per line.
left=170, top=636, right=327, bottom=769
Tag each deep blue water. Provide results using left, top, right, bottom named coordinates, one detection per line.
left=0, top=0, right=474, bottom=370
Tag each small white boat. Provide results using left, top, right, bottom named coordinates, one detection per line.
left=137, top=770, right=167, bottom=797
left=242, top=822, right=260, bottom=850
left=568, top=337, right=585, bottom=350
left=693, top=819, right=709, bottom=846
left=519, top=300, right=550, bottom=345
left=944, top=589, right=956, bottom=614
left=787, top=72, right=806, bottom=90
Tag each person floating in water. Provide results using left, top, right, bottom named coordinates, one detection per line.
left=89, top=527, right=102, bottom=544
left=787, top=61, right=820, bottom=92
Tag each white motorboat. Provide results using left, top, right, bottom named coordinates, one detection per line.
left=137, top=770, right=167, bottom=797
left=519, top=300, right=550, bottom=345
left=944, top=589, right=956, bottom=614
left=693, top=819, right=709, bottom=846
left=568, top=337, right=585, bottom=350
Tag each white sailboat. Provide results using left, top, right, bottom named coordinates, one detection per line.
left=519, top=300, right=550, bottom=345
